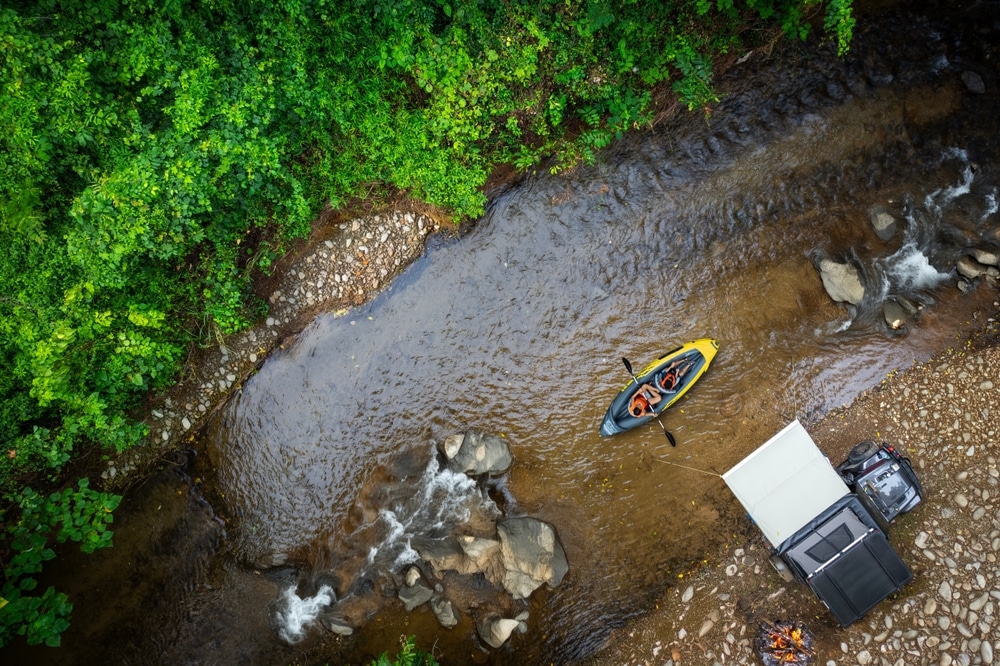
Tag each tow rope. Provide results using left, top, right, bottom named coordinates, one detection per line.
left=652, top=456, right=723, bottom=478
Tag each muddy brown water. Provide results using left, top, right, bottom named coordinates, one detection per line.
left=9, top=3, right=1000, bottom=665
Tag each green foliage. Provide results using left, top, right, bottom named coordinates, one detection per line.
left=370, top=635, right=440, bottom=666
left=823, top=0, right=856, bottom=56
left=0, top=478, right=121, bottom=647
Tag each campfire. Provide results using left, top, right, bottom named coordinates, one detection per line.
left=754, top=619, right=815, bottom=665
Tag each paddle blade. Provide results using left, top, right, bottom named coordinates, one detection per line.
left=665, top=428, right=676, bottom=447
left=622, top=357, right=633, bottom=375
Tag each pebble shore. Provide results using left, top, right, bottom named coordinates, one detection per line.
left=103, top=210, right=439, bottom=486
left=588, top=322, right=1000, bottom=666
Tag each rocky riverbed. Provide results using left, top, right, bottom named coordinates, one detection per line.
left=584, top=323, right=1000, bottom=666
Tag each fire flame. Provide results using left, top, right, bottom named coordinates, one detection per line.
left=754, top=620, right=815, bottom=665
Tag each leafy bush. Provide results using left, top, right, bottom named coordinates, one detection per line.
left=0, top=478, right=121, bottom=647
left=370, top=635, right=439, bottom=666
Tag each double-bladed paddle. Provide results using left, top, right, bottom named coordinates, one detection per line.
left=622, top=357, right=677, bottom=447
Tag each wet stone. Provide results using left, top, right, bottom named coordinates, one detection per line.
left=962, top=70, right=986, bottom=94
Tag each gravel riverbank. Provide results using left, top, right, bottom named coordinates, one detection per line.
left=585, top=321, right=1000, bottom=666
left=105, top=209, right=441, bottom=488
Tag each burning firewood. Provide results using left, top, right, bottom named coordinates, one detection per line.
left=754, top=619, right=815, bottom=665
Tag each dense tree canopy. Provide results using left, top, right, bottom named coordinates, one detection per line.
left=0, top=0, right=853, bottom=648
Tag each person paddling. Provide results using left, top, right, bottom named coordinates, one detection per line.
left=657, top=358, right=693, bottom=393
left=629, top=383, right=662, bottom=417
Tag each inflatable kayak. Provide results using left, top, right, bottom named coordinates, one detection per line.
left=599, top=338, right=719, bottom=437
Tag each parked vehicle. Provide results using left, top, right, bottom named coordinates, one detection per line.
left=723, top=421, right=922, bottom=627
left=836, top=439, right=922, bottom=531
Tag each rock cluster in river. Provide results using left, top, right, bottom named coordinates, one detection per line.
left=816, top=187, right=1000, bottom=332
left=397, top=430, right=568, bottom=649
left=295, top=431, right=568, bottom=650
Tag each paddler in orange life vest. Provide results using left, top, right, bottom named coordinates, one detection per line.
left=656, top=358, right=692, bottom=393
left=629, top=383, right=662, bottom=418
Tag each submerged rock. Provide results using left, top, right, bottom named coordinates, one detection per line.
left=883, top=300, right=910, bottom=329
left=961, top=70, right=986, bottom=94
left=895, top=295, right=922, bottom=316
left=257, top=552, right=289, bottom=568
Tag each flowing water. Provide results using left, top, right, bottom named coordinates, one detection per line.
left=12, top=3, right=1000, bottom=665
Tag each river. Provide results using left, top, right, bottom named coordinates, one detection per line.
left=10, top=2, right=1000, bottom=665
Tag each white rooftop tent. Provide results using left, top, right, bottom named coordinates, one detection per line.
left=722, top=420, right=850, bottom=548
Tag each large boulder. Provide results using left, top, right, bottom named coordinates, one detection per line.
left=496, top=517, right=568, bottom=600
left=818, top=259, right=865, bottom=305
left=458, top=535, right=502, bottom=574
left=320, top=614, right=354, bottom=636
left=440, top=430, right=512, bottom=476
left=957, top=255, right=989, bottom=279
left=417, top=537, right=465, bottom=572
left=399, top=578, right=434, bottom=611
left=972, top=248, right=999, bottom=266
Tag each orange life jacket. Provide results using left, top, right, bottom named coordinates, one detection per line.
left=659, top=370, right=677, bottom=390
left=630, top=393, right=650, bottom=417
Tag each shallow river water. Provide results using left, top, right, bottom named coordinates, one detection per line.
left=12, top=3, right=1000, bottom=665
